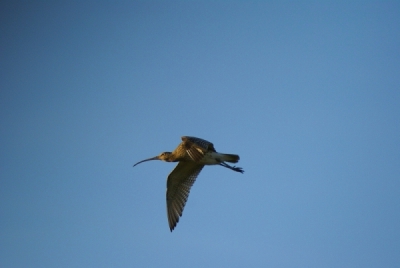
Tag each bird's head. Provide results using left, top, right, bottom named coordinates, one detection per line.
left=133, top=152, right=172, bottom=167
left=157, top=152, right=172, bottom=161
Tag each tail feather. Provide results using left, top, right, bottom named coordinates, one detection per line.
left=221, top=153, right=240, bottom=163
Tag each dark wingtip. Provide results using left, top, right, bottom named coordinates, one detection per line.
left=169, top=223, right=176, bottom=232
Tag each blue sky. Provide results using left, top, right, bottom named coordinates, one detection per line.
left=1, top=1, right=399, bottom=267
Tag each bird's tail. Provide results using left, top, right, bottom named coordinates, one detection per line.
left=220, top=153, right=240, bottom=163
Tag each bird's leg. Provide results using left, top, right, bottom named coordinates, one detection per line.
left=219, top=162, right=244, bottom=173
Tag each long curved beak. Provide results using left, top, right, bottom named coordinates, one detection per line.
left=133, top=156, right=160, bottom=167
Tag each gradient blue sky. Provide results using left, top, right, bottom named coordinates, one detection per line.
left=1, top=1, right=399, bottom=267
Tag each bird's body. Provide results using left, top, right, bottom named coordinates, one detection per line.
left=133, top=136, right=243, bottom=231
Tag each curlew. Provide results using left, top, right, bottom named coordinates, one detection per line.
left=133, top=136, right=244, bottom=231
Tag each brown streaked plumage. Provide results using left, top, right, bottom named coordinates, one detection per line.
left=133, top=136, right=244, bottom=231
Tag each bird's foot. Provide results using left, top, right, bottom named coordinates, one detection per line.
left=232, top=166, right=244, bottom=173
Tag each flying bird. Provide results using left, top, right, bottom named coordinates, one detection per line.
left=133, top=136, right=244, bottom=231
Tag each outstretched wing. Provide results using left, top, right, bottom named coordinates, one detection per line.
left=181, top=136, right=216, bottom=161
left=166, top=161, right=204, bottom=231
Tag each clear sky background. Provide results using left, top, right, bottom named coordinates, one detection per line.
left=1, top=1, right=399, bottom=267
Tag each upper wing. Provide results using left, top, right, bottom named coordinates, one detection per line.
left=181, top=136, right=216, bottom=161
left=182, top=136, right=214, bottom=150
left=166, top=161, right=204, bottom=231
